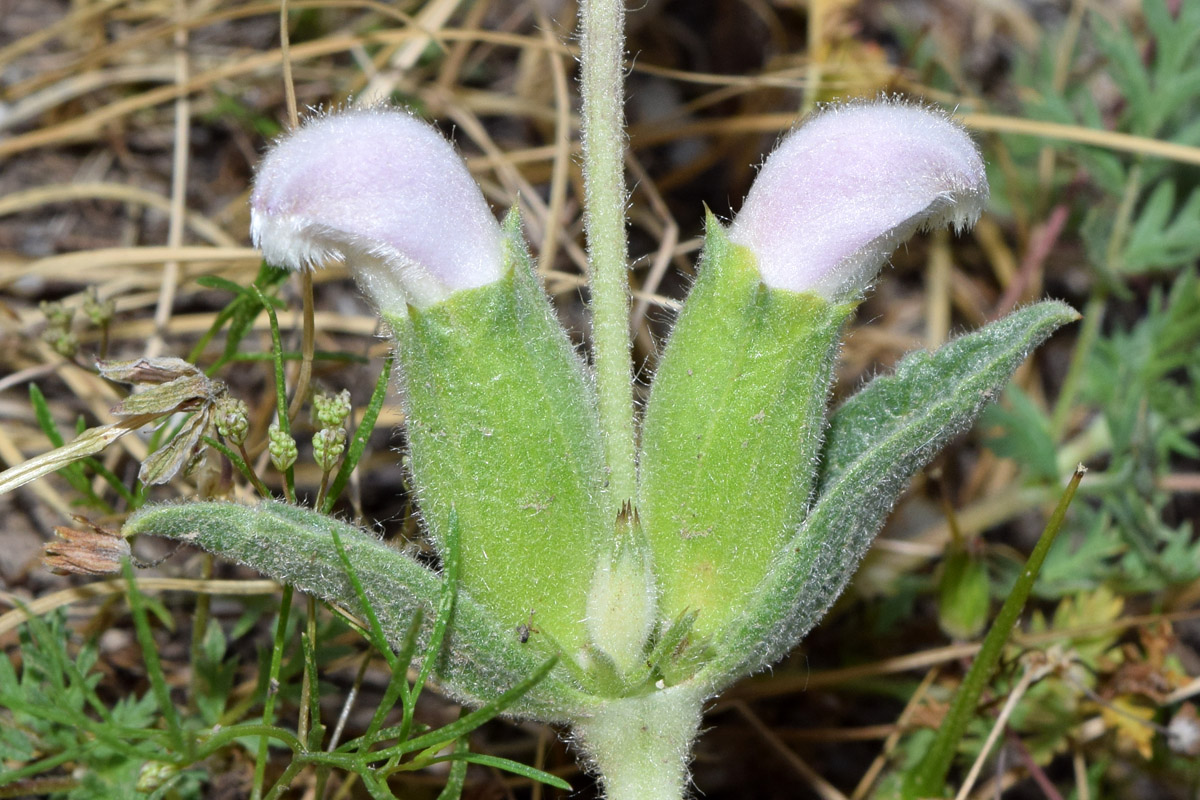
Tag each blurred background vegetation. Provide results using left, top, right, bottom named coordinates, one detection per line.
left=0, top=0, right=1198, bottom=797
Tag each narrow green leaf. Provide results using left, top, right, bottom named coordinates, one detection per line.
left=434, top=738, right=469, bottom=800
left=252, top=583, right=293, bottom=800
left=904, top=467, right=1085, bottom=798
left=79, top=456, right=137, bottom=507
left=406, top=508, right=461, bottom=735
left=328, top=520, right=400, bottom=671
left=27, top=384, right=92, bottom=499
left=700, top=301, right=1079, bottom=691
left=373, top=655, right=561, bottom=757
left=192, top=262, right=289, bottom=369
left=429, top=751, right=571, bottom=791
left=123, top=562, right=185, bottom=753
left=252, top=286, right=290, bottom=434
left=123, top=501, right=592, bottom=719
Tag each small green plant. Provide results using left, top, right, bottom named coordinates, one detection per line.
left=0, top=3, right=1092, bottom=799
left=115, top=22, right=1074, bottom=800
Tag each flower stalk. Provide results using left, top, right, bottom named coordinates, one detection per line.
left=578, top=0, right=637, bottom=504
left=573, top=686, right=705, bottom=800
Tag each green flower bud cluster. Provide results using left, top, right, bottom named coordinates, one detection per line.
left=39, top=300, right=78, bottom=358
left=82, top=287, right=116, bottom=328
left=267, top=422, right=297, bottom=472
left=214, top=397, right=250, bottom=446
left=313, top=389, right=351, bottom=429
left=313, top=427, right=347, bottom=473
left=312, top=389, right=351, bottom=473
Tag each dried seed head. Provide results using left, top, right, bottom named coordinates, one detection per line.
left=43, top=521, right=131, bottom=575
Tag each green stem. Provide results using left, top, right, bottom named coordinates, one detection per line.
left=124, top=562, right=186, bottom=755
left=579, top=0, right=636, bottom=504
left=252, top=584, right=294, bottom=800
left=905, top=466, right=1085, bottom=798
left=573, top=687, right=705, bottom=800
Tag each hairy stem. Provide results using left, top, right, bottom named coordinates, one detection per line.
left=573, top=686, right=705, bottom=800
left=578, top=0, right=636, bottom=504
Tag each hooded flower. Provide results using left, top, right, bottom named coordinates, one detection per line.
left=250, top=108, right=505, bottom=312
left=727, top=100, right=989, bottom=300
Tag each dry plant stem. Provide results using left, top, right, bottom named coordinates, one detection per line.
left=0, top=578, right=282, bottom=638
left=801, top=0, right=825, bottom=115
left=732, top=700, right=848, bottom=800
left=850, top=667, right=941, bottom=800
left=279, top=0, right=299, bottom=129
left=147, top=0, right=191, bottom=360
left=578, top=0, right=636, bottom=504
left=279, top=0, right=315, bottom=424
left=288, top=271, right=316, bottom=422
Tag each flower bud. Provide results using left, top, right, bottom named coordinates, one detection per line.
left=313, top=389, right=351, bottom=430
left=250, top=108, right=505, bottom=312
left=585, top=506, right=656, bottom=676
left=728, top=99, right=988, bottom=300
left=268, top=422, right=297, bottom=472
left=214, top=396, right=250, bottom=446
left=313, top=426, right=347, bottom=472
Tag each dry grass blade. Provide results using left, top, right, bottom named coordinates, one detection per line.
left=0, top=413, right=161, bottom=497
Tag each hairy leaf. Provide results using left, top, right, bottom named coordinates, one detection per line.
left=698, top=300, right=1079, bottom=690
left=123, top=501, right=595, bottom=720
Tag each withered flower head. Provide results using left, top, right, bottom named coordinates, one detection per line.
left=43, top=519, right=131, bottom=576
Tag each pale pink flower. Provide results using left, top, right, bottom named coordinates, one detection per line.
left=250, top=108, right=504, bottom=311
left=728, top=100, right=988, bottom=300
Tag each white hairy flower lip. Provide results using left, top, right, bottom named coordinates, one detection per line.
left=250, top=107, right=505, bottom=311
left=727, top=99, right=989, bottom=301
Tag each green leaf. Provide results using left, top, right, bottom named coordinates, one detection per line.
left=429, top=751, right=571, bottom=791
left=434, top=738, right=469, bottom=800
left=28, top=383, right=98, bottom=504
left=123, top=501, right=595, bottom=720
left=1121, top=182, right=1200, bottom=272
left=699, top=300, right=1079, bottom=691
left=903, top=469, right=1084, bottom=799
left=982, top=384, right=1060, bottom=482
left=191, top=261, right=289, bottom=369
left=937, top=544, right=991, bottom=641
